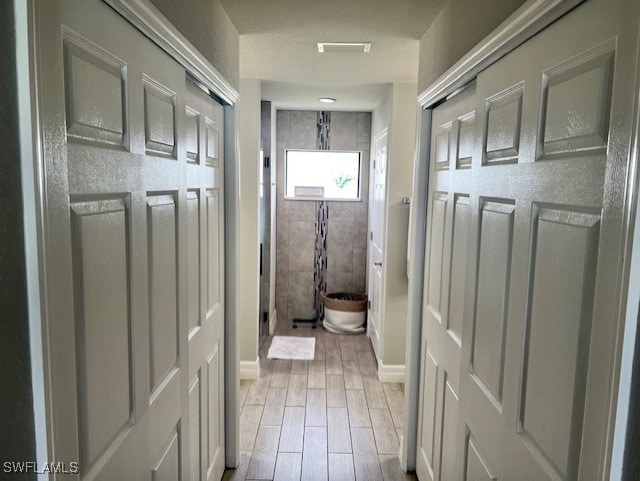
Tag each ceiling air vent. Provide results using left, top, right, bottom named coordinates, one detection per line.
left=317, top=42, right=371, bottom=53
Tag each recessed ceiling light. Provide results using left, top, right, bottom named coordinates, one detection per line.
left=319, top=97, right=336, bottom=103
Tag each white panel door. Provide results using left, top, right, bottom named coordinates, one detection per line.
left=184, top=82, right=226, bottom=481
left=368, top=129, right=388, bottom=358
left=416, top=85, right=475, bottom=481
left=417, top=0, right=640, bottom=479
left=35, top=0, right=225, bottom=479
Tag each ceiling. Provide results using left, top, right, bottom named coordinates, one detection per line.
left=219, top=0, right=446, bottom=110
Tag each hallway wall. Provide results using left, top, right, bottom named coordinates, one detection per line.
left=371, top=83, right=417, bottom=369
left=238, top=79, right=261, bottom=369
left=149, top=0, right=240, bottom=89
left=417, top=0, right=526, bottom=91
left=275, top=111, right=371, bottom=323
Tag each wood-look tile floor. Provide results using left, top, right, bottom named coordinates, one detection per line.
left=223, top=323, right=417, bottom=481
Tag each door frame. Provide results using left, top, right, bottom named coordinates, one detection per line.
left=15, top=1, right=50, bottom=474
left=269, top=102, right=277, bottom=335
left=19, top=0, right=242, bottom=473
left=610, top=39, right=640, bottom=479
left=401, top=0, right=640, bottom=474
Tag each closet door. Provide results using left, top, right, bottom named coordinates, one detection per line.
left=184, top=82, right=226, bottom=481
left=417, top=0, right=640, bottom=479
left=35, top=0, right=225, bottom=479
left=416, top=85, right=475, bottom=481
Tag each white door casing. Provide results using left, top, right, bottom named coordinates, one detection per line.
left=416, top=0, right=640, bottom=479
left=270, top=103, right=277, bottom=333
left=368, top=129, right=388, bottom=359
left=34, top=0, right=225, bottom=479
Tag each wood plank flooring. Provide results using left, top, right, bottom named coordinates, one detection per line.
left=223, top=324, right=416, bottom=481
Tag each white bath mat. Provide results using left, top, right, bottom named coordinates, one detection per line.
left=267, top=336, right=316, bottom=360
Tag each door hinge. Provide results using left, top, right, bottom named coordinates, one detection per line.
left=264, top=156, right=270, bottom=168
left=370, top=231, right=373, bottom=240
left=368, top=299, right=371, bottom=309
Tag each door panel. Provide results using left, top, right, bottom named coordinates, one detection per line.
left=147, top=194, right=179, bottom=393
left=447, top=195, right=469, bottom=342
left=153, top=430, right=181, bottom=481
left=417, top=0, right=640, bottom=479
left=36, top=0, right=225, bottom=479
left=70, top=198, right=132, bottom=469
left=187, top=191, right=201, bottom=330
left=439, top=378, right=459, bottom=480
left=520, top=207, right=599, bottom=474
left=464, top=434, right=496, bottom=481
left=190, top=373, right=202, bottom=481
left=426, top=192, right=447, bottom=316
left=471, top=199, right=514, bottom=408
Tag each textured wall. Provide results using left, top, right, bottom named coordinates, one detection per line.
left=370, top=83, right=418, bottom=367
left=275, top=111, right=371, bottom=322
left=417, top=0, right=526, bottom=92
left=371, top=85, right=393, bottom=142
left=0, top=1, right=37, bottom=473
left=149, top=0, right=240, bottom=89
left=383, top=83, right=417, bottom=366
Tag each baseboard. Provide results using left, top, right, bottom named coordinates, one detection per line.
left=378, top=362, right=406, bottom=383
left=240, top=358, right=260, bottom=380
left=269, top=309, right=277, bottom=336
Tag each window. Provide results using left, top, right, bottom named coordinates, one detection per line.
left=285, top=149, right=362, bottom=201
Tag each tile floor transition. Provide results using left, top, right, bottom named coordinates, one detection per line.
left=223, top=322, right=416, bottom=481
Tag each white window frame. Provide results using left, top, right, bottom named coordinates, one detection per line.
left=284, top=149, right=363, bottom=202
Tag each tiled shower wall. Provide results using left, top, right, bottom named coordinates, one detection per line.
left=275, top=110, right=371, bottom=322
